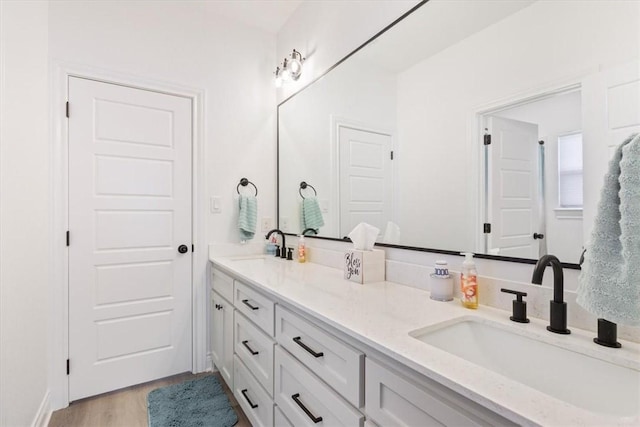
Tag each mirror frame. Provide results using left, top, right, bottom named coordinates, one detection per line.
left=276, top=0, right=581, bottom=270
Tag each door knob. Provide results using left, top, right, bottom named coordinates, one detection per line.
left=533, top=233, right=544, bottom=240
left=178, top=244, right=189, bottom=254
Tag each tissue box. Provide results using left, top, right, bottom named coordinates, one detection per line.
left=343, top=249, right=385, bottom=284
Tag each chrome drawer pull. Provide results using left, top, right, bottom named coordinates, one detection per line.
left=292, top=393, right=323, bottom=423
left=241, top=388, right=258, bottom=409
left=242, top=299, right=259, bottom=310
left=293, top=336, right=324, bottom=358
left=241, top=340, right=259, bottom=356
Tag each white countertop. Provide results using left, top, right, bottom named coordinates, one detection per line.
left=210, top=255, right=640, bottom=427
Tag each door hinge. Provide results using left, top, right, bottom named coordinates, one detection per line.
left=483, top=134, right=491, bottom=145
left=192, top=244, right=195, bottom=252
left=66, top=359, right=70, bottom=375
left=66, top=102, right=69, bottom=118
left=483, top=223, right=491, bottom=234
left=66, top=231, right=70, bottom=247
left=390, top=150, right=394, bottom=160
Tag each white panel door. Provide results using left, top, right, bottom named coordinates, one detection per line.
left=487, top=116, right=539, bottom=258
left=68, top=77, right=192, bottom=400
left=338, top=126, right=393, bottom=238
left=582, top=60, right=640, bottom=243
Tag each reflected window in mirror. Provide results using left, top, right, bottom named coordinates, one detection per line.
left=558, top=133, right=584, bottom=210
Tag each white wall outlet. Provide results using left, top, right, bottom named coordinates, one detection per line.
left=210, top=196, right=221, bottom=213
left=261, top=217, right=273, bottom=232
left=320, top=199, right=329, bottom=213
left=281, top=217, right=290, bottom=232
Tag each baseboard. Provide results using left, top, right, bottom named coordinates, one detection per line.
left=205, top=352, right=213, bottom=372
left=31, top=390, right=51, bottom=427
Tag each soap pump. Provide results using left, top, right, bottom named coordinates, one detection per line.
left=460, top=252, right=478, bottom=309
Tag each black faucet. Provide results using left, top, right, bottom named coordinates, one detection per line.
left=531, top=254, right=570, bottom=334
left=302, top=228, right=318, bottom=236
left=265, top=229, right=287, bottom=259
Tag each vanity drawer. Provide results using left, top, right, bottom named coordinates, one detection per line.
left=234, top=355, right=274, bottom=427
left=274, top=406, right=294, bottom=427
left=235, top=280, right=275, bottom=336
left=365, top=358, right=516, bottom=427
left=275, top=346, right=363, bottom=427
left=235, top=311, right=275, bottom=396
left=212, top=268, right=234, bottom=302
left=275, top=305, right=364, bottom=407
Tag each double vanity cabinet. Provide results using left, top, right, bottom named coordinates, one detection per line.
left=210, top=261, right=515, bottom=427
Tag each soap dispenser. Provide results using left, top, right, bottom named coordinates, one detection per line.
left=460, top=252, right=478, bottom=309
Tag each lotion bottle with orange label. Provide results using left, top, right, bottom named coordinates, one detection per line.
left=298, top=235, right=306, bottom=263
left=460, top=252, right=478, bottom=309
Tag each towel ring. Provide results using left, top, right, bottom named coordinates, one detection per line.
left=237, top=178, right=258, bottom=196
left=299, top=181, right=317, bottom=199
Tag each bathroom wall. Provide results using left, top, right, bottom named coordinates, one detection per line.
left=276, top=1, right=640, bottom=342
left=275, top=0, right=420, bottom=103
left=0, top=1, right=51, bottom=426
left=48, top=1, right=278, bottom=246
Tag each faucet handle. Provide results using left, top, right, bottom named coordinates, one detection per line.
left=501, top=288, right=530, bottom=323
left=274, top=245, right=281, bottom=258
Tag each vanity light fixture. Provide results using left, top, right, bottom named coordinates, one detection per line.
left=274, top=49, right=305, bottom=86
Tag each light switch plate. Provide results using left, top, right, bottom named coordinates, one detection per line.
left=210, top=196, right=221, bottom=213
left=281, top=217, right=290, bottom=232
left=320, top=199, right=329, bottom=213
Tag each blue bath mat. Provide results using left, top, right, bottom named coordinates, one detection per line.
left=147, top=375, right=238, bottom=427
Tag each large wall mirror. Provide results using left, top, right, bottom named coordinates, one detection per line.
left=278, top=0, right=640, bottom=265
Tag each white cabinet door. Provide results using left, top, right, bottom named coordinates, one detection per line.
left=235, top=312, right=275, bottom=396
left=274, top=406, right=294, bottom=427
left=366, top=358, right=516, bottom=427
left=275, top=305, right=363, bottom=406
left=235, top=356, right=274, bottom=427
left=212, top=268, right=234, bottom=302
left=211, top=291, right=234, bottom=387
left=275, top=347, right=363, bottom=427
left=234, top=280, right=275, bottom=336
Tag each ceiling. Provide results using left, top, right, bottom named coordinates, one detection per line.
left=205, top=0, right=303, bottom=34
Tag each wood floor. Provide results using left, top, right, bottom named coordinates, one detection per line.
left=49, top=372, right=251, bottom=427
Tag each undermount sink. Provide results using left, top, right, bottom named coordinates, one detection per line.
left=410, top=317, right=640, bottom=418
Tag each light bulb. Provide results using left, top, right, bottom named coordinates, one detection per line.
left=289, top=49, right=304, bottom=81
left=289, top=59, right=302, bottom=80
left=281, top=58, right=291, bottom=81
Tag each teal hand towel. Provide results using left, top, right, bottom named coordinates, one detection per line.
left=302, top=197, right=324, bottom=230
left=238, top=195, right=257, bottom=240
left=577, top=133, right=640, bottom=326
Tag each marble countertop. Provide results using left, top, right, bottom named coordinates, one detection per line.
left=210, top=255, right=640, bottom=427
